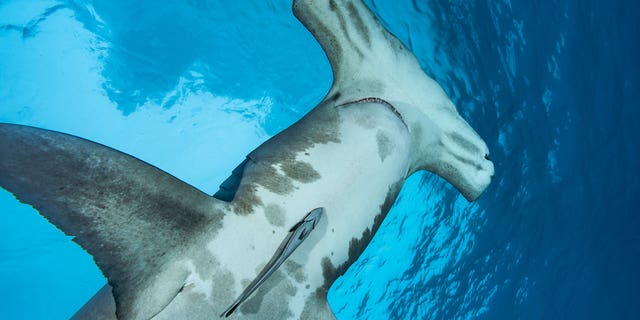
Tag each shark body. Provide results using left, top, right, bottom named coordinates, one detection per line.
left=0, top=0, right=494, bottom=319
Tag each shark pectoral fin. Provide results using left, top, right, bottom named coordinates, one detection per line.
left=221, top=207, right=324, bottom=318
left=0, top=123, right=223, bottom=320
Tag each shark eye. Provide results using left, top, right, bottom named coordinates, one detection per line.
left=484, top=154, right=490, bottom=160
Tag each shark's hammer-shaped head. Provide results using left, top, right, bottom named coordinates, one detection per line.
left=293, top=0, right=494, bottom=200
left=393, top=80, right=495, bottom=201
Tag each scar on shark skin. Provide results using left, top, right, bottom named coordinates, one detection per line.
left=335, top=97, right=407, bottom=127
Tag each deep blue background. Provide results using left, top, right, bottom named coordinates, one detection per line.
left=1, top=0, right=638, bottom=319
left=424, top=1, right=640, bottom=318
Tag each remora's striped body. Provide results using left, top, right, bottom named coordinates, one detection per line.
left=0, top=0, right=494, bottom=319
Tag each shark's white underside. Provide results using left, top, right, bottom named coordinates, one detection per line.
left=149, top=100, right=411, bottom=320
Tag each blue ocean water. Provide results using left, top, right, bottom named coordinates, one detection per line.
left=1, top=0, right=638, bottom=319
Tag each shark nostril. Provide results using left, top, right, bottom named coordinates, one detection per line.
left=484, top=154, right=490, bottom=160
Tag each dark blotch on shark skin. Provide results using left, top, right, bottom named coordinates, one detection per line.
left=376, top=130, right=393, bottom=162
left=178, top=255, right=236, bottom=317
left=240, top=270, right=296, bottom=317
left=320, top=181, right=403, bottom=290
left=252, top=163, right=295, bottom=195
left=452, top=152, right=484, bottom=171
left=328, top=91, right=341, bottom=102
left=232, top=183, right=264, bottom=215
left=299, top=287, right=336, bottom=320
left=284, top=260, right=307, bottom=283
left=328, top=0, right=338, bottom=12
left=447, top=131, right=482, bottom=154
left=255, top=100, right=342, bottom=158
left=156, top=254, right=237, bottom=320
left=281, top=160, right=321, bottom=183
left=320, top=257, right=339, bottom=291
left=347, top=2, right=371, bottom=46
left=247, top=159, right=320, bottom=197
left=234, top=101, right=342, bottom=216
left=294, top=0, right=343, bottom=70
left=265, top=203, right=286, bottom=227
left=330, top=0, right=364, bottom=60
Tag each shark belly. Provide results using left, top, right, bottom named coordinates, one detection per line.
left=152, top=100, right=410, bottom=319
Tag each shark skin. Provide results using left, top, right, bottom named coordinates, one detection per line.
left=0, top=0, right=494, bottom=319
